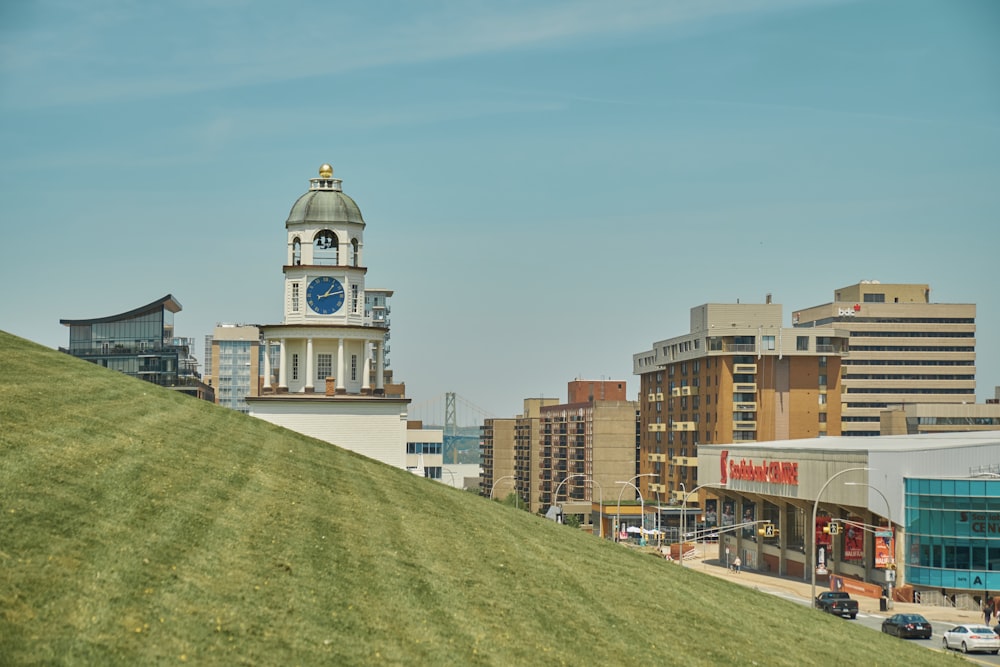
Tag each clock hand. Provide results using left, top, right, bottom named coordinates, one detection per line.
left=319, top=287, right=344, bottom=299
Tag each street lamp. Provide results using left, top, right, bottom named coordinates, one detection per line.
left=441, top=467, right=457, bottom=488
left=615, top=473, right=656, bottom=544
left=489, top=475, right=518, bottom=510
left=550, top=473, right=603, bottom=536
left=846, top=481, right=894, bottom=605
left=680, top=482, right=728, bottom=568
left=811, top=467, right=872, bottom=604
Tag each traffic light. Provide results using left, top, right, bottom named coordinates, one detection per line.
left=823, top=522, right=840, bottom=535
left=758, top=523, right=778, bottom=538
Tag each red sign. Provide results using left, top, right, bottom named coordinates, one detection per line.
left=727, top=457, right=799, bottom=485
left=720, top=450, right=729, bottom=483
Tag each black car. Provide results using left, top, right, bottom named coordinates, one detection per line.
left=881, top=613, right=932, bottom=639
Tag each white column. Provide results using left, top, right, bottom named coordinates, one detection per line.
left=362, top=341, right=371, bottom=393
left=278, top=338, right=287, bottom=389
left=305, top=337, right=314, bottom=392
left=262, top=339, right=271, bottom=389
left=336, top=338, right=345, bottom=393
left=375, top=340, right=385, bottom=394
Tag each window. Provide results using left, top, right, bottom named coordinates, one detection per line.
left=818, top=412, right=827, bottom=423
left=352, top=284, right=359, bottom=313
left=819, top=356, right=827, bottom=367
left=818, top=394, right=827, bottom=405
left=292, top=237, right=301, bottom=265
left=693, top=360, right=700, bottom=374
left=818, top=374, right=827, bottom=386
left=864, top=293, right=886, bottom=303
left=351, top=354, right=358, bottom=381
left=796, top=336, right=809, bottom=351
left=292, top=353, right=299, bottom=380
left=317, top=353, right=332, bottom=380
left=292, top=283, right=300, bottom=312
left=350, top=238, right=359, bottom=266
left=763, top=335, right=775, bottom=350
left=314, top=230, right=339, bottom=265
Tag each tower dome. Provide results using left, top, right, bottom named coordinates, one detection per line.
left=286, top=164, right=365, bottom=226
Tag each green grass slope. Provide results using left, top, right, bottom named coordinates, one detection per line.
left=0, top=331, right=953, bottom=666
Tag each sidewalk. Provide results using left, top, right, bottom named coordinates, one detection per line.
left=678, top=547, right=983, bottom=627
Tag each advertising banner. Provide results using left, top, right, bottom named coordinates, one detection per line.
left=704, top=499, right=718, bottom=528
left=875, top=528, right=895, bottom=568
left=843, top=519, right=864, bottom=560
left=721, top=501, right=735, bottom=527
left=742, top=502, right=756, bottom=538
left=815, top=515, right=832, bottom=546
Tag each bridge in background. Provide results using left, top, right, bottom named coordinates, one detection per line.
left=409, top=392, right=494, bottom=465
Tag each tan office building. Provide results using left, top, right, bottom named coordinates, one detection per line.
left=632, top=302, right=847, bottom=505
left=793, top=281, right=976, bottom=436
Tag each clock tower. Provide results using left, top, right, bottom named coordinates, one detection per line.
left=248, top=164, right=409, bottom=468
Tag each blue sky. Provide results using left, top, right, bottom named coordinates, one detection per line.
left=2, top=0, right=998, bottom=422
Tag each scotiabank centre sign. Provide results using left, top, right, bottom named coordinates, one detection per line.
left=721, top=449, right=799, bottom=485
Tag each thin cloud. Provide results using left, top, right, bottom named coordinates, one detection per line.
left=1, top=0, right=851, bottom=109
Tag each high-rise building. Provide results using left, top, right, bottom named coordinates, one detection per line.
left=480, top=381, right=639, bottom=532
left=632, top=301, right=848, bottom=504
left=209, top=324, right=261, bottom=413
left=793, top=281, right=976, bottom=436
left=246, top=164, right=411, bottom=467
left=539, top=380, right=638, bottom=531
left=481, top=417, right=516, bottom=501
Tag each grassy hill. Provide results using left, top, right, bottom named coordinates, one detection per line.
left=0, top=331, right=951, bottom=665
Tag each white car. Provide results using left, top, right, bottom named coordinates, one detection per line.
left=942, top=625, right=1000, bottom=654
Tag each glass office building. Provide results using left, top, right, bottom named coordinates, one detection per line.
left=60, top=294, right=205, bottom=395
left=905, top=477, right=1000, bottom=591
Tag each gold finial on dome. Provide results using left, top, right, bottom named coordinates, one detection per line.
left=319, top=164, right=333, bottom=178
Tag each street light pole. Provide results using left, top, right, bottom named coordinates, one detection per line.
left=489, top=475, right=518, bottom=510
left=615, top=473, right=656, bottom=543
left=811, top=467, right=871, bottom=604
left=680, top=482, right=728, bottom=568
left=846, top=481, right=894, bottom=605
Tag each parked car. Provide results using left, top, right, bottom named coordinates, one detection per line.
left=942, top=625, right=1000, bottom=654
left=881, top=614, right=932, bottom=639
left=814, top=591, right=858, bottom=619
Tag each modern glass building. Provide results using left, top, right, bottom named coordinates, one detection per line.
left=60, top=294, right=210, bottom=399
left=905, top=476, right=1000, bottom=591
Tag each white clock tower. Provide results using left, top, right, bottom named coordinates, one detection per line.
left=248, top=164, right=409, bottom=467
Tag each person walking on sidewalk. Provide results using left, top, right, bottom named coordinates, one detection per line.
left=733, top=556, right=742, bottom=574
left=985, top=597, right=995, bottom=625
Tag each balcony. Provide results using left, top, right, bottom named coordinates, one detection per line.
left=733, top=421, right=757, bottom=431
left=733, top=383, right=757, bottom=393
left=672, top=456, right=697, bottom=467
left=734, top=402, right=757, bottom=412
left=671, top=387, right=681, bottom=397
left=648, top=453, right=667, bottom=463
left=816, top=344, right=836, bottom=353
left=680, top=386, right=697, bottom=396
left=647, top=393, right=656, bottom=402
left=726, top=343, right=756, bottom=353
left=733, top=363, right=757, bottom=374
left=647, top=423, right=667, bottom=432
left=671, top=421, right=696, bottom=432
left=649, top=483, right=667, bottom=494
left=656, top=392, right=664, bottom=401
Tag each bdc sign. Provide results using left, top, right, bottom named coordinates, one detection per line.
left=838, top=304, right=862, bottom=317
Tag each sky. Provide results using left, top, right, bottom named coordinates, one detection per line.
left=2, top=0, right=999, bottom=424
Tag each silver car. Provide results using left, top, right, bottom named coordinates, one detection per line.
left=942, top=625, right=1000, bottom=654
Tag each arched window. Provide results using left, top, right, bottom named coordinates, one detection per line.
left=351, top=238, right=360, bottom=266
left=292, top=237, right=301, bottom=265
left=314, top=230, right=338, bottom=266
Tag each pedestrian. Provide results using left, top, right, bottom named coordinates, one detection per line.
left=733, top=556, right=741, bottom=574
left=986, top=597, right=995, bottom=625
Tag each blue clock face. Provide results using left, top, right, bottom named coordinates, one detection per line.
left=306, top=276, right=345, bottom=314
